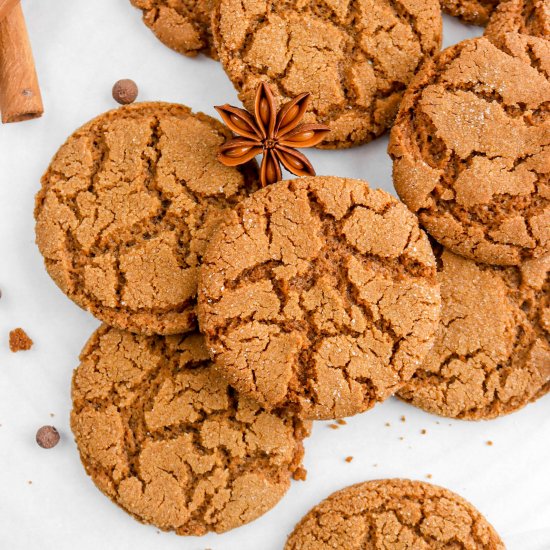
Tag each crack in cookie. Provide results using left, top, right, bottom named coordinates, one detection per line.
left=441, top=0, right=502, bottom=25
left=198, top=176, right=441, bottom=420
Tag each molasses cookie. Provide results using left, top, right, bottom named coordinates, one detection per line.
left=35, top=102, right=258, bottom=335
left=285, top=479, right=504, bottom=549
left=399, top=249, right=549, bottom=419
left=389, top=34, right=550, bottom=266
left=440, top=0, right=501, bottom=25
left=71, top=325, right=309, bottom=535
left=197, top=176, right=441, bottom=420
left=130, top=0, right=218, bottom=58
left=212, top=0, right=442, bottom=149
left=485, top=0, right=550, bottom=45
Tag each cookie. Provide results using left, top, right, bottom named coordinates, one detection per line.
left=212, top=0, right=442, bottom=149
left=197, top=176, right=441, bottom=420
left=440, top=0, right=501, bottom=25
left=285, top=479, right=504, bottom=549
left=398, top=248, right=550, bottom=420
left=389, top=34, right=550, bottom=266
left=485, top=0, right=550, bottom=45
left=35, top=102, right=258, bottom=335
left=71, top=325, right=309, bottom=535
left=130, top=0, right=218, bottom=58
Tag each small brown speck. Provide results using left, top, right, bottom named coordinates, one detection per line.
left=421, top=429, right=427, bottom=435
left=486, top=440, right=493, bottom=446
left=50, top=413, right=55, bottom=418
left=399, top=436, right=404, bottom=441
left=426, top=474, right=432, bottom=479
left=328, top=423, right=339, bottom=430
left=385, top=422, right=391, bottom=427
left=9, top=328, right=33, bottom=352
left=336, top=419, right=347, bottom=426
left=373, top=463, right=378, bottom=467
left=22, top=89, right=33, bottom=97
left=27, top=480, right=32, bottom=485
left=345, top=456, right=354, bottom=463
left=400, top=415, right=406, bottom=422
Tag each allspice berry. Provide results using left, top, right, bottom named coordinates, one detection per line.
left=112, top=79, right=138, bottom=105
left=36, top=426, right=60, bottom=449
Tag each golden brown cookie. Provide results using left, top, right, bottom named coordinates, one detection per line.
left=285, top=479, right=504, bottom=549
left=35, top=102, right=258, bottom=335
left=71, top=325, right=309, bottom=536
left=212, top=0, right=442, bottom=149
left=398, top=248, right=550, bottom=419
left=130, top=0, right=218, bottom=58
left=440, top=0, right=501, bottom=25
left=197, top=176, right=441, bottom=420
left=485, top=0, right=550, bottom=45
left=389, top=34, right=550, bottom=266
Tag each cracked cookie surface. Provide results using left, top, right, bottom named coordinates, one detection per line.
left=197, top=176, right=441, bottom=420
left=285, top=479, right=504, bottom=550
left=389, top=34, right=550, bottom=266
left=440, top=0, right=501, bottom=25
left=130, top=0, right=218, bottom=58
left=35, top=102, right=258, bottom=335
left=71, top=325, right=309, bottom=535
left=212, top=0, right=442, bottom=149
left=398, top=248, right=550, bottom=420
left=485, top=0, right=550, bottom=45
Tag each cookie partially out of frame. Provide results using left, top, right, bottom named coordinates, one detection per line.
left=398, top=248, right=550, bottom=420
left=130, top=0, right=219, bottom=58
left=389, top=34, right=550, bottom=266
left=212, top=0, right=442, bottom=148
left=485, top=0, right=550, bottom=45
left=71, top=325, right=309, bottom=536
left=35, top=102, right=258, bottom=335
left=440, top=0, right=501, bottom=25
left=198, top=176, right=441, bottom=420
left=285, top=479, right=505, bottom=549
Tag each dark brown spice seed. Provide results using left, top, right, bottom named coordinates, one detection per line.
left=36, top=426, right=60, bottom=449
left=112, top=79, right=138, bottom=105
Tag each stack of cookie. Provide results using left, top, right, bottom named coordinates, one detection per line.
left=31, top=0, right=548, bottom=545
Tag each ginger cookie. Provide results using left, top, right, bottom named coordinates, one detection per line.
left=71, top=325, right=309, bottom=535
left=440, top=0, right=501, bottom=25
left=130, top=0, right=218, bottom=58
left=389, top=34, right=550, bottom=266
left=212, top=0, right=442, bottom=149
left=35, top=102, right=258, bottom=335
left=485, top=0, right=550, bottom=45
left=398, top=248, right=550, bottom=420
left=285, top=479, right=504, bottom=549
left=197, top=176, right=441, bottom=420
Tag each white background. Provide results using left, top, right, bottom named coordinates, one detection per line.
left=0, top=1, right=548, bottom=548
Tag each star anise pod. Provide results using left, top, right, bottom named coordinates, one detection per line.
left=215, top=83, right=330, bottom=187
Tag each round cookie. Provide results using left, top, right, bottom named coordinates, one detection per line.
left=285, top=479, right=504, bottom=549
left=440, top=0, right=501, bottom=25
left=398, top=248, right=550, bottom=420
left=197, top=176, right=441, bottom=420
left=35, top=102, right=258, bottom=335
left=485, top=0, right=550, bottom=45
left=71, top=325, right=309, bottom=536
left=130, top=0, right=218, bottom=58
left=212, top=0, right=442, bottom=149
left=389, top=34, right=550, bottom=266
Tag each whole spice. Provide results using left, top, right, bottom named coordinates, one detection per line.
left=112, top=79, right=138, bottom=105
left=36, top=426, right=60, bottom=449
left=216, top=83, right=329, bottom=186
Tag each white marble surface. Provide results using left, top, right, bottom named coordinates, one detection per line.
left=0, top=1, right=548, bottom=548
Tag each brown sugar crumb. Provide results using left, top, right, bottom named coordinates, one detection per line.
left=336, top=419, right=347, bottom=426
left=421, top=429, right=427, bottom=435
left=328, top=423, right=339, bottom=430
left=9, top=328, right=33, bottom=352
left=293, top=467, right=308, bottom=481
left=400, top=415, right=406, bottom=422
left=486, top=441, right=494, bottom=446
left=345, top=456, right=354, bottom=463
left=426, top=474, right=433, bottom=479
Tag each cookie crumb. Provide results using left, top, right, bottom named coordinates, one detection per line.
left=336, top=419, right=347, bottom=426
left=293, top=467, right=307, bottom=481
left=328, top=423, right=339, bottom=430
left=426, top=474, right=433, bottom=479
left=49, top=413, right=55, bottom=418
left=400, top=415, right=406, bottom=422
left=486, top=440, right=493, bottom=446
left=421, top=429, right=427, bottom=435
left=345, top=456, right=354, bottom=463
left=373, top=463, right=378, bottom=467
left=27, top=480, right=32, bottom=485
left=399, top=436, right=405, bottom=441
left=385, top=422, right=391, bottom=427
left=36, top=426, right=60, bottom=449
left=9, top=328, right=33, bottom=352
left=112, top=79, right=138, bottom=105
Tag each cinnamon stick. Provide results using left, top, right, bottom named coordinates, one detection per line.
left=0, top=1, right=43, bottom=123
